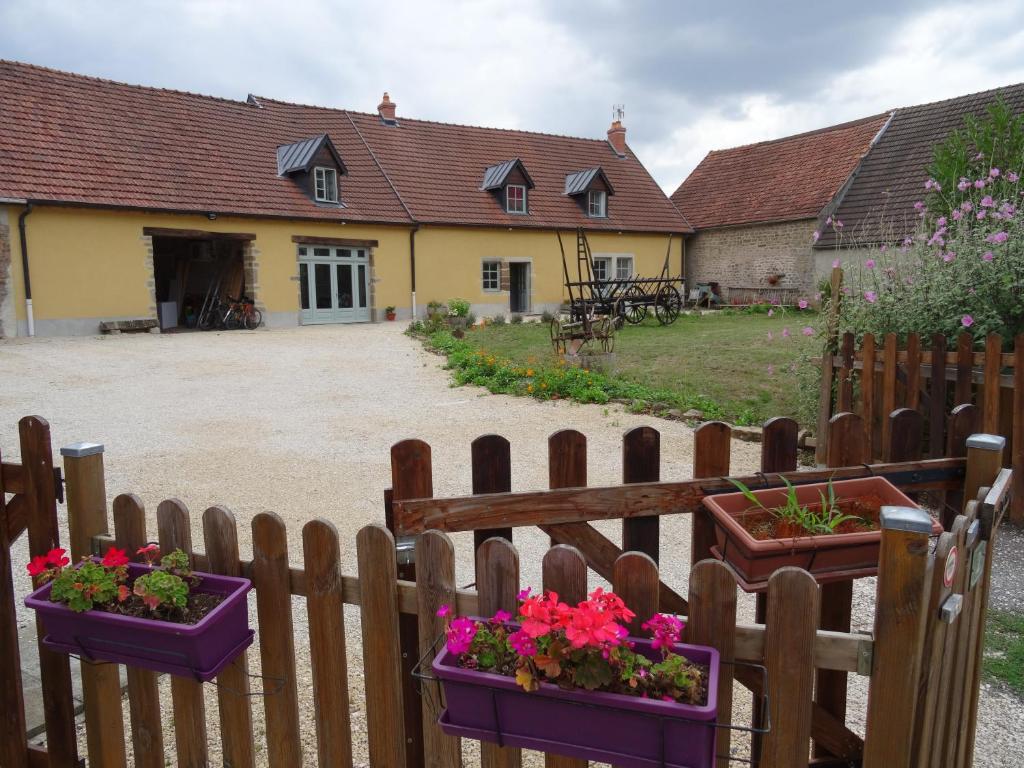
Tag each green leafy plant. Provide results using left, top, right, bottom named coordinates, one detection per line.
left=384, top=305, right=396, bottom=314
left=133, top=570, right=189, bottom=612
left=447, top=298, right=471, bottom=318
left=727, top=477, right=861, bottom=536
left=510, top=313, right=523, bottom=324
left=540, top=310, right=555, bottom=323
left=491, top=314, right=506, bottom=325
left=50, top=560, right=121, bottom=613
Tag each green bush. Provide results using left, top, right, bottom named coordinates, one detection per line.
left=448, top=298, right=471, bottom=318
left=540, top=310, right=555, bottom=323
left=491, top=314, right=506, bottom=325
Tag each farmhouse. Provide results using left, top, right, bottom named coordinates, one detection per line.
left=673, top=82, right=1024, bottom=303
left=0, top=61, right=689, bottom=337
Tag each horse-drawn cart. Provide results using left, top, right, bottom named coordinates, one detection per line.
left=550, top=229, right=683, bottom=354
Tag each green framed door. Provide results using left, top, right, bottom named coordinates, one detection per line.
left=298, top=246, right=371, bottom=324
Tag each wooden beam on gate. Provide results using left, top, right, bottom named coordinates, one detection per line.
left=391, top=457, right=966, bottom=534
left=1, top=461, right=25, bottom=494
left=5, top=494, right=27, bottom=543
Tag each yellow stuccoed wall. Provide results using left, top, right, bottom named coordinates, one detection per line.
left=1, top=203, right=683, bottom=335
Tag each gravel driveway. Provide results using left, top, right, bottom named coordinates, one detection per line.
left=0, top=323, right=1020, bottom=766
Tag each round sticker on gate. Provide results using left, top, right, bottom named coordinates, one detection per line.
left=944, top=546, right=958, bottom=588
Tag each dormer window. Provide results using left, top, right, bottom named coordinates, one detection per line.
left=315, top=167, right=339, bottom=203
left=587, top=189, right=607, bottom=218
left=506, top=184, right=527, bottom=214
left=565, top=167, right=614, bottom=218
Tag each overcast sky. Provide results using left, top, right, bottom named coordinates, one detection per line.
left=3, top=0, right=1024, bottom=192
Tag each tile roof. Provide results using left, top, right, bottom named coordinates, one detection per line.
left=0, top=60, right=688, bottom=233
left=815, top=83, right=1024, bottom=248
left=671, top=113, right=891, bottom=230
left=343, top=110, right=690, bottom=232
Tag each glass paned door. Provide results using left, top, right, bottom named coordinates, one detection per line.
left=299, top=246, right=371, bottom=324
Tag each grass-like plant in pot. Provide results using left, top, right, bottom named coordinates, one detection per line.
left=701, top=475, right=942, bottom=586
left=25, top=544, right=253, bottom=681
left=431, top=587, right=720, bottom=768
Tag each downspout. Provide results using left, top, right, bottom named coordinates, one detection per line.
left=409, top=224, right=420, bottom=319
left=18, top=203, right=34, bottom=336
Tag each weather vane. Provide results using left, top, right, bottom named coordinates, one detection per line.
left=612, top=104, right=625, bottom=122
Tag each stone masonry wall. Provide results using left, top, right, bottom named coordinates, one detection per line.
left=0, top=209, right=12, bottom=338
left=686, top=218, right=819, bottom=301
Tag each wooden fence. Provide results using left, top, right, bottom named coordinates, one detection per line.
left=817, top=329, right=1023, bottom=525
left=0, top=414, right=1012, bottom=768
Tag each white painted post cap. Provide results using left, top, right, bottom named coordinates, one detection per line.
left=59, top=442, right=104, bottom=458
left=966, top=434, right=1006, bottom=451
left=880, top=506, right=934, bottom=533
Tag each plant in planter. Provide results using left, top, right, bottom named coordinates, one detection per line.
left=702, top=476, right=943, bottom=586
left=447, top=298, right=471, bottom=330
left=25, top=544, right=253, bottom=680
left=384, top=305, right=396, bottom=321
left=431, top=588, right=719, bottom=767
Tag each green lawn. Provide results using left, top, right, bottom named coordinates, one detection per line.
left=984, top=611, right=1024, bottom=696
left=459, top=311, right=820, bottom=425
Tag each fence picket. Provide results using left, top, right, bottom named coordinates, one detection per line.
left=943, top=405, right=980, bottom=529
left=952, top=498, right=984, bottom=768
left=477, top=538, right=522, bottom=768
left=983, top=334, right=1002, bottom=434
left=547, top=429, right=587, bottom=550
left=358, top=524, right=407, bottom=768
left=622, top=426, right=660, bottom=562
left=881, top=333, right=899, bottom=452
left=0, top=443, right=28, bottom=768
left=887, top=408, right=924, bottom=464
left=156, top=499, right=208, bottom=767
left=302, top=519, right=353, bottom=768
left=928, top=334, right=948, bottom=458
left=251, top=512, right=303, bottom=768
left=955, top=333, right=973, bottom=405
left=762, top=568, right=818, bottom=768
left=827, top=412, right=866, bottom=468
left=906, top=333, right=922, bottom=411
left=612, top=551, right=659, bottom=635
left=22, top=417, right=79, bottom=768
left=1015, top=335, right=1024, bottom=524
left=692, top=422, right=730, bottom=567
left=688, top=560, right=737, bottom=768
left=202, top=505, right=255, bottom=768
left=416, top=531, right=461, bottom=768
left=542, top=545, right=588, bottom=768
left=861, top=334, right=877, bottom=454
left=112, top=494, right=164, bottom=768
left=472, top=435, right=513, bottom=552
left=838, top=332, right=855, bottom=412
left=391, top=439, right=432, bottom=768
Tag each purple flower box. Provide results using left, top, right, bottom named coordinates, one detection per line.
left=25, top=562, right=253, bottom=681
left=433, top=635, right=720, bottom=768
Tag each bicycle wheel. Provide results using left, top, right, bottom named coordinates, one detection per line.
left=225, top=309, right=241, bottom=331
left=244, top=307, right=263, bottom=330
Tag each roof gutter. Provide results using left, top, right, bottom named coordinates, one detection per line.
left=18, top=203, right=35, bottom=336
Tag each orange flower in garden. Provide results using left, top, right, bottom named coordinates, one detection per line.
left=540, top=382, right=547, bottom=389
left=526, top=368, right=534, bottom=377
left=527, top=385, right=534, bottom=393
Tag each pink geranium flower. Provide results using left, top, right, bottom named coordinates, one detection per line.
left=782, top=328, right=791, bottom=338
left=986, top=231, right=1009, bottom=244
left=974, top=179, right=986, bottom=189
left=865, top=258, right=876, bottom=269
left=1008, top=171, right=1020, bottom=183
left=981, top=195, right=995, bottom=208
left=798, top=299, right=809, bottom=309
left=990, top=168, right=1000, bottom=178
left=864, top=290, right=877, bottom=303
left=961, top=315, right=974, bottom=328
left=983, top=251, right=994, bottom=262
left=802, top=326, right=814, bottom=336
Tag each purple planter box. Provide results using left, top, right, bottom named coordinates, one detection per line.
left=433, top=632, right=720, bottom=768
left=25, top=562, right=253, bottom=681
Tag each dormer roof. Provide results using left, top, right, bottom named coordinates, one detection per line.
left=564, top=167, right=615, bottom=196
left=277, top=134, right=346, bottom=176
left=480, top=158, right=535, bottom=191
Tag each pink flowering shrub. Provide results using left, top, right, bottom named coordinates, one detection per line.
left=829, top=101, right=1023, bottom=343
left=438, top=587, right=706, bottom=704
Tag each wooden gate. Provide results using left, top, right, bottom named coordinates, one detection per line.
left=0, top=413, right=1012, bottom=767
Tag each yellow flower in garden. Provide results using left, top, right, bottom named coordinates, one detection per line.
left=526, top=368, right=534, bottom=377
left=540, top=382, right=548, bottom=389
left=527, top=384, right=534, bottom=393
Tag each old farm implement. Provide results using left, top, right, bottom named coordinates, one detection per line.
left=551, top=228, right=683, bottom=354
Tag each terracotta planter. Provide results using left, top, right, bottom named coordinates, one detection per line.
left=386, top=312, right=396, bottom=321
left=702, top=477, right=941, bottom=585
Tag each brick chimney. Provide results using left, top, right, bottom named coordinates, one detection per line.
left=607, top=119, right=627, bottom=157
left=378, top=92, right=397, bottom=123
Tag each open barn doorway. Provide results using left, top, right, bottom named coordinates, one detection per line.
left=150, top=231, right=250, bottom=330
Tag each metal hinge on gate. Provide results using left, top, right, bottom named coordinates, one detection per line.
left=53, top=467, right=64, bottom=504
left=857, top=635, right=874, bottom=676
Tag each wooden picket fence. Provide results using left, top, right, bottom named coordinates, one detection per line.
left=0, top=414, right=1013, bottom=768
left=816, top=329, right=1023, bottom=524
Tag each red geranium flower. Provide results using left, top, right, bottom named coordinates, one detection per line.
left=101, top=547, right=130, bottom=568
left=26, top=555, right=50, bottom=577
left=45, top=548, right=69, bottom=568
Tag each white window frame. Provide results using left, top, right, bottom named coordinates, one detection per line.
left=592, top=257, right=612, bottom=281
left=482, top=260, right=501, bottom=292
left=615, top=256, right=634, bottom=280
left=506, top=184, right=527, bottom=214
left=314, top=166, right=339, bottom=203
left=587, top=189, right=607, bottom=218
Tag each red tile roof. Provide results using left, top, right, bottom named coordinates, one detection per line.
left=670, top=113, right=891, bottom=230
left=0, top=60, right=688, bottom=233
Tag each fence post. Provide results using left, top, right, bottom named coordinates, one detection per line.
left=963, top=434, right=1005, bottom=509
left=622, top=426, right=660, bottom=562
left=815, top=265, right=843, bottom=464
left=982, top=334, right=1002, bottom=434
left=863, top=507, right=933, bottom=768
left=1013, top=334, right=1023, bottom=525
left=0, top=444, right=28, bottom=768
left=21, top=418, right=78, bottom=768
left=880, top=333, right=898, bottom=453
left=472, top=434, right=513, bottom=564
left=691, top=422, right=730, bottom=567
left=955, top=332, right=974, bottom=405
left=928, top=333, right=948, bottom=458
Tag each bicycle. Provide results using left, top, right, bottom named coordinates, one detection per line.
left=225, top=296, right=262, bottom=330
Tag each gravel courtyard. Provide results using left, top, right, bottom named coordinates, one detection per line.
left=1, top=323, right=1020, bottom=765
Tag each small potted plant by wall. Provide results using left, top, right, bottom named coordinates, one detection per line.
left=432, top=588, right=719, bottom=767
left=702, top=476, right=942, bottom=585
left=25, top=545, right=253, bottom=681
left=446, top=298, right=471, bottom=330
left=384, top=305, right=397, bottom=321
